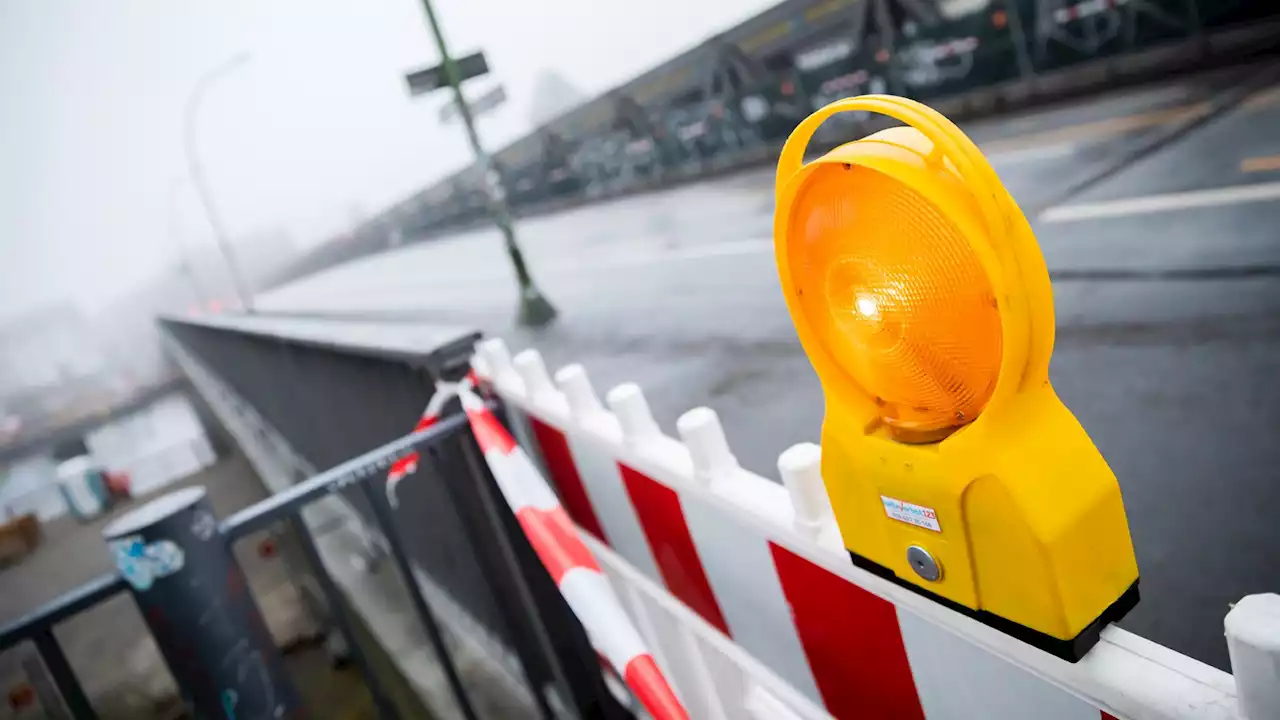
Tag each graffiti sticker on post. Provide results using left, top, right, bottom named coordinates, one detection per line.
left=109, top=535, right=186, bottom=591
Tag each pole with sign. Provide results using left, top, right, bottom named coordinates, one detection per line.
left=407, top=2, right=557, bottom=327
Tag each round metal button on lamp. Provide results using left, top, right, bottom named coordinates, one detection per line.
left=907, top=545, right=941, bottom=582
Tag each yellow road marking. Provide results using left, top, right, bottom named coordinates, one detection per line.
left=1242, top=84, right=1280, bottom=111
left=1241, top=154, right=1280, bottom=173
left=984, top=102, right=1211, bottom=153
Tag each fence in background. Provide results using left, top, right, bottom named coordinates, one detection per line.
left=275, top=0, right=1280, bottom=282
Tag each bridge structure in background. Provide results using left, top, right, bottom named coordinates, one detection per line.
left=277, top=0, right=1280, bottom=284
left=0, top=376, right=190, bottom=467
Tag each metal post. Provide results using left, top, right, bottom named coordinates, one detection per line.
left=288, top=515, right=399, bottom=720
left=32, top=629, right=96, bottom=720
left=102, top=487, right=301, bottom=719
left=183, top=53, right=255, bottom=312
left=356, top=481, right=481, bottom=720
left=416, top=0, right=558, bottom=327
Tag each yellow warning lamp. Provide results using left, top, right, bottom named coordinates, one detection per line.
left=773, top=96, right=1139, bottom=660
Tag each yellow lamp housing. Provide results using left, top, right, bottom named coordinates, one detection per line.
left=774, top=96, right=1139, bottom=661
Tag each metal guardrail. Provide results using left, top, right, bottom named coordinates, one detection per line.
left=0, top=410, right=485, bottom=719
left=157, top=313, right=633, bottom=719
left=0, top=312, right=638, bottom=719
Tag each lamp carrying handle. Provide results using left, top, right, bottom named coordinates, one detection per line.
left=774, top=95, right=1007, bottom=244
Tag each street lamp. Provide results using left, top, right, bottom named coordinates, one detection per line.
left=167, top=177, right=206, bottom=305
left=183, top=53, right=254, bottom=311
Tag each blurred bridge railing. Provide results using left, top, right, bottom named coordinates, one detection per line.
left=273, top=0, right=1280, bottom=285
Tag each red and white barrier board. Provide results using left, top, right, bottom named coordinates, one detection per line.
left=472, top=338, right=1256, bottom=720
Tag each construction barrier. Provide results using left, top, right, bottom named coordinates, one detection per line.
left=472, top=337, right=1278, bottom=720
left=386, top=374, right=688, bottom=719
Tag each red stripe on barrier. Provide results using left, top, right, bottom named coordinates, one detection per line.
left=516, top=505, right=601, bottom=583
left=1101, top=713, right=1119, bottom=720
left=412, top=415, right=437, bottom=433
left=769, top=542, right=925, bottom=720
left=623, top=654, right=690, bottom=720
left=467, top=408, right=517, bottom=456
left=619, top=464, right=730, bottom=635
left=527, top=417, right=610, bottom=543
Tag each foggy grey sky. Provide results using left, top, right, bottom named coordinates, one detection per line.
left=0, top=0, right=776, bottom=319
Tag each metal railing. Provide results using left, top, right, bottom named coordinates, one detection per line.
left=0, top=410, right=475, bottom=719
left=155, top=312, right=633, bottom=719
left=0, top=314, right=639, bottom=719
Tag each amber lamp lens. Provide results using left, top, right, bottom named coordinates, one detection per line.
left=788, top=164, right=1002, bottom=432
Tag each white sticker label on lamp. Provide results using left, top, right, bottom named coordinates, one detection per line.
left=881, top=496, right=942, bottom=532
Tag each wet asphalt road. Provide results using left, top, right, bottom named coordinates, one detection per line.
left=260, top=64, right=1280, bottom=671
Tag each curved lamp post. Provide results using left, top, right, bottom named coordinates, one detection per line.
left=183, top=53, right=254, bottom=311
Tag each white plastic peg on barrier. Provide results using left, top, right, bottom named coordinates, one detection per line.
left=677, top=407, right=740, bottom=489
left=477, top=338, right=520, bottom=390
left=1225, top=593, right=1280, bottom=720
left=514, top=349, right=567, bottom=415
left=607, top=383, right=662, bottom=447
left=555, top=364, right=607, bottom=421
left=777, top=443, right=840, bottom=550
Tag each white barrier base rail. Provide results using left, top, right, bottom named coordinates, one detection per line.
left=473, top=338, right=1279, bottom=720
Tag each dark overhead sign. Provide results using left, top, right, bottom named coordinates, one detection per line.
left=404, top=51, right=489, bottom=96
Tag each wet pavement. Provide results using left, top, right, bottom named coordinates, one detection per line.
left=259, top=64, right=1280, bottom=672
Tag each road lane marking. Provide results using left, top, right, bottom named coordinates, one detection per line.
left=563, top=237, right=774, bottom=273
left=1241, top=154, right=1280, bottom=173
left=1039, top=181, right=1280, bottom=223
left=982, top=102, right=1210, bottom=153
left=986, top=142, right=1075, bottom=166
left=1242, top=83, right=1280, bottom=110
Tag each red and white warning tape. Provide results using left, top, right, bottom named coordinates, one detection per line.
left=385, top=370, right=481, bottom=508
left=389, top=374, right=689, bottom=720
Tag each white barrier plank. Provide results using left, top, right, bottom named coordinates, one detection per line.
left=591, top=535, right=833, bottom=720
left=897, top=610, right=1100, bottom=720
left=564, top=427, right=665, bottom=583
left=681, top=487, right=826, bottom=704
